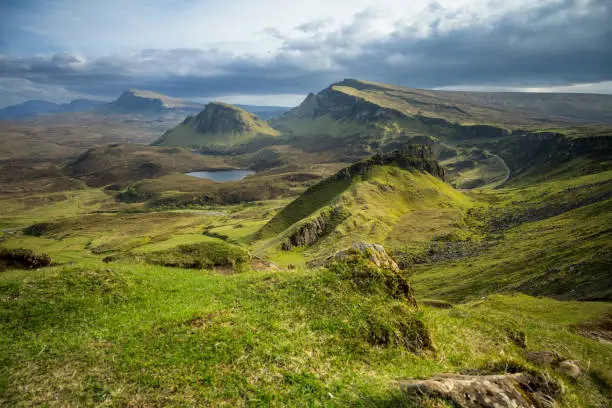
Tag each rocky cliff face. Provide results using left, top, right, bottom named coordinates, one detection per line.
left=281, top=206, right=349, bottom=250
left=276, top=82, right=400, bottom=124
left=272, top=79, right=513, bottom=143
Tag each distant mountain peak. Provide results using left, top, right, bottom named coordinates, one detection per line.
left=102, top=88, right=202, bottom=114
left=154, top=101, right=280, bottom=147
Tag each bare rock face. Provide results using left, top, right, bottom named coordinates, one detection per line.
left=400, top=372, right=562, bottom=408
left=282, top=207, right=349, bottom=251
left=332, top=242, right=400, bottom=271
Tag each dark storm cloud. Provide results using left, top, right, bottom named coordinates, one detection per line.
left=0, top=0, right=611, bottom=103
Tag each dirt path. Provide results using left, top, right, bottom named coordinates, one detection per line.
left=490, top=154, right=511, bottom=188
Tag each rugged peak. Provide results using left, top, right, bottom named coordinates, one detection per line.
left=273, top=79, right=401, bottom=124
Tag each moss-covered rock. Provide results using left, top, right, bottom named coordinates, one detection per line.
left=327, top=242, right=415, bottom=305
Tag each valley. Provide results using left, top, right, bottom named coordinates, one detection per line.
left=1, top=79, right=611, bottom=407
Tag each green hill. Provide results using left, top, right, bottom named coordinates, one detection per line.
left=254, top=148, right=472, bottom=262
left=154, top=102, right=280, bottom=147
left=63, top=143, right=231, bottom=187
left=2, top=78, right=612, bottom=407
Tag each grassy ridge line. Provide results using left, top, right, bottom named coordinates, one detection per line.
left=256, top=148, right=444, bottom=239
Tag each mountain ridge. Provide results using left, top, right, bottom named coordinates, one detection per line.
left=0, top=99, right=105, bottom=119
left=272, top=79, right=612, bottom=137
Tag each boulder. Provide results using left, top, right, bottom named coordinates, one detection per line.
left=526, top=350, right=563, bottom=366
left=558, top=360, right=581, bottom=380
left=400, top=372, right=561, bottom=408
left=525, top=350, right=581, bottom=380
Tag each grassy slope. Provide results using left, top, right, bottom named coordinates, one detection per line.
left=1, top=264, right=611, bottom=406
left=0, top=187, right=286, bottom=263
left=315, top=167, right=472, bottom=257
left=255, top=164, right=472, bottom=263
left=412, top=170, right=612, bottom=302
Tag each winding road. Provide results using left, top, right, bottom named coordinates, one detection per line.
left=490, top=154, right=511, bottom=188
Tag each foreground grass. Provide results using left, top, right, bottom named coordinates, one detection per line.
left=1, top=263, right=610, bottom=406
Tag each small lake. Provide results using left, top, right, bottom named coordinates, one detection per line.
left=184, top=170, right=255, bottom=182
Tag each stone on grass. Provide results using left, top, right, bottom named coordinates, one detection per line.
left=400, top=372, right=561, bottom=408
left=526, top=350, right=563, bottom=366
left=558, top=360, right=581, bottom=380
left=332, top=242, right=399, bottom=271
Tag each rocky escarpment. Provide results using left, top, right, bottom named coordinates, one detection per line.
left=492, top=131, right=612, bottom=181
left=273, top=79, right=514, bottom=142
left=332, top=146, right=445, bottom=181
left=272, top=81, right=407, bottom=128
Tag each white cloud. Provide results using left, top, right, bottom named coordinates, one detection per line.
left=1, top=0, right=610, bottom=106
left=435, top=81, right=612, bottom=94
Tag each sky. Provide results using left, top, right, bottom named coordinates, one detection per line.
left=0, top=0, right=611, bottom=108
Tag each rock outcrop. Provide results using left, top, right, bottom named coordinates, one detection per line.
left=281, top=206, right=349, bottom=250
left=327, top=242, right=415, bottom=305
left=526, top=350, right=583, bottom=381
left=331, top=242, right=400, bottom=272
left=400, top=372, right=562, bottom=408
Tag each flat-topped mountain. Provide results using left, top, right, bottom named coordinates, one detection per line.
left=154, top=102, right=280, bottom=147
left=98, top=89, right=204, bottom=115
left=272, top=79, right=612, bottom=139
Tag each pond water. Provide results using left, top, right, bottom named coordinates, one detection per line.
left=184, top=170, right=255, bottom=182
